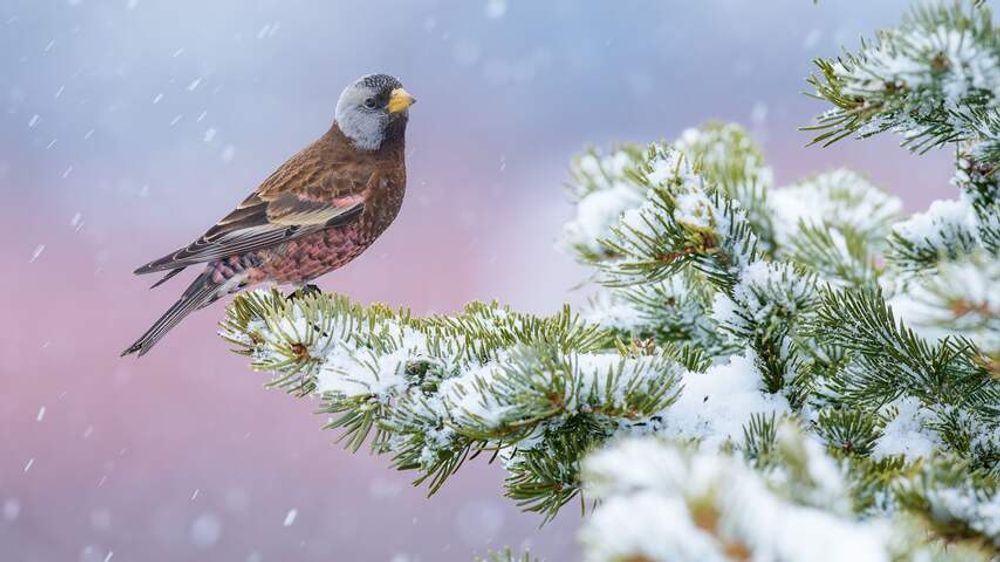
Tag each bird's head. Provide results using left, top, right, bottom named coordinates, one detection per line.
left=335, top=73, right=415, bottom=151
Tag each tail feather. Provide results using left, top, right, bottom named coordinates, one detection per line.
left=149, top=267, right=186, bottom=289
left=122, top=273, right=218, bottom=357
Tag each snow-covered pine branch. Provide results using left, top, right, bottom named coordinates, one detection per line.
left=806, top=1, right=999, bottom=160
left=223, top=121, right=999, bottom=559
left=222, top=291, right=688, bottom=518
left=223, top=1, right=999, bottom=559
left=580, top=426, right=999, bottom=562
left=807, top=0, right=999, bottom=272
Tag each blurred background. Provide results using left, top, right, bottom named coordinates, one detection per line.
left=0, top=0, right=954, bottom=560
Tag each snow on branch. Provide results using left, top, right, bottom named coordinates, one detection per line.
left=807, top=1, right=1000, bottom=161
left=222, top=290, right=688, bottom=517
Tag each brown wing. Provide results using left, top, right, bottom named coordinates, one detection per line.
left=135, top=136, right=375, bottom=275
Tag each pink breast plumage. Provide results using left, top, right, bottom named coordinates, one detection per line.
left=255, top=222, right=372, bottom=285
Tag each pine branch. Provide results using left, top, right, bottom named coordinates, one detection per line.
left=815, top=287, right=1000, bottom=470
left=806, top=1, right=1000, bottom=165
left=896, top=457, right=1000, bottom=553
left=586, top=271, right=738, bottom=357
left=598, top=145, right=760, bottom=291
left=222, top=289, right=684, bottom=510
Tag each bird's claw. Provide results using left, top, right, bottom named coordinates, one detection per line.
left=286, top=284, right=322, bottom=301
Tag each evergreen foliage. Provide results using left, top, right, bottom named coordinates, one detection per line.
left=223, top=1, right=999, bottom=559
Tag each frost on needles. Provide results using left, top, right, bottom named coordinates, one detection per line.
left=222, top=1, right=1000, bottom=560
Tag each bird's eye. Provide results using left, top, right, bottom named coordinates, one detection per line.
left=363, top=97, right=377, bottom=109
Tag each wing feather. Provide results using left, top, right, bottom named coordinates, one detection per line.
left=134, top=133, right=376, bottom=275
left=134, top=195, right=364, bottom=274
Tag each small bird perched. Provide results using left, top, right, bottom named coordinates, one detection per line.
left=122, top=73, right=415, bottom=357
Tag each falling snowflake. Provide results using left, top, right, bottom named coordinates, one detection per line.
left=485, top=0, right=507, bottom=19
left=29, top=244, right=45, bottom=263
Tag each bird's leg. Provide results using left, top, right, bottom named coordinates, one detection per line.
left=284, top=283, right=331, bottom=338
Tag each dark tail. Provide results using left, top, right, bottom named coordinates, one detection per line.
left=122, top=273, right=219, bottom=357
left=149, top=267, right=186, bottom=289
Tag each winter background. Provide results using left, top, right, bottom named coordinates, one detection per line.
left=0, top=0, right=955, bottom=560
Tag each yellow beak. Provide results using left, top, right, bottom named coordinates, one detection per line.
left=387, top=88, right=416, bottom=113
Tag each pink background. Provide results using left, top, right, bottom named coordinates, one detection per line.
left=2, top=0, right=953, bottom=560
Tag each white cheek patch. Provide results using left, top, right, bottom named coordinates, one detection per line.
left=337, top=108, right=384, bottom=151
left=335, top=86, right=385, bottom=151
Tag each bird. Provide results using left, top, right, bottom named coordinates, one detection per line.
left=122, top=73, right=416, bottom=357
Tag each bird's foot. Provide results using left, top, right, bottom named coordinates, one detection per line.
left=286, top=283, right=322, bottom=301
